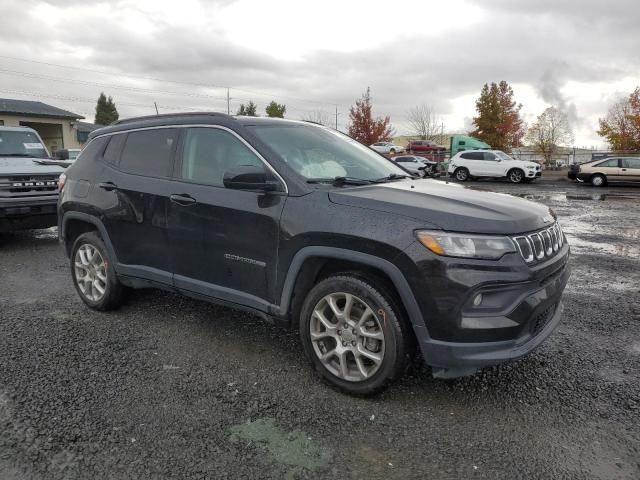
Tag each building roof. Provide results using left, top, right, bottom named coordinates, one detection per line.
left=0, top=98, right=84, bottom=120
left=76, top=121, right=102, bottom=132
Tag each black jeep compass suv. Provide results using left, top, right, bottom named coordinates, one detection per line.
left=58, top=113, right=570, bottom=394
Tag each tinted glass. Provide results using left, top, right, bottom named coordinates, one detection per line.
left=461, top=152, right=483, bottom=160
left=76, top=137, right=108, bottom=163
left=181, top=127, right=264, bottom=186
left=119, top=129, right=178, bottom=177
left=103, top=134, right=126, bottom=164
left=250, top=124, right=407, bottom=181
left=621, top=158, right=640, bottom=168
left=596, top=158, right=619, bottom=168
left=483, top=152, right=496, bottom=160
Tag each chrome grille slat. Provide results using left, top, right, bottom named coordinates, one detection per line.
left=513, top=223, right=565, bottom=263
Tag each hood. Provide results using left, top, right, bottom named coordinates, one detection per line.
left=329, top=179, right=554, bottom=235
left=0, top=157, right=65, bottom=175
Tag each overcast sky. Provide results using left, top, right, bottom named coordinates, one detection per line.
left=1, top=0, right=639, bottom=147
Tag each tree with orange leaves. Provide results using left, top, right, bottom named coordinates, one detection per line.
left=347, top=88, right=394, bottom=145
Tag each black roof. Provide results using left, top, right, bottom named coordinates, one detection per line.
left=88, top=112, right=305, bottom=140
left=0, top=98, right=83, bottom=120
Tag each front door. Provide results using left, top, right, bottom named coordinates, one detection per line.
left=482, top=151, right=505, bottom=176
left=166, top=126, right=286, bottom=309
left=595, top=157, right=621, bottom=181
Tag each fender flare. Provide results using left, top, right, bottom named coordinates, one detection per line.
left=276, top=246, right=430, bottom=344
left=60, top=212, right=119, bottom=264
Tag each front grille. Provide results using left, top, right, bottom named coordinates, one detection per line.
left=513, top=223, right=565, bottom=263
left=530, top=303, right=556, bottom=335
left=0, top=175, right=59, bottom=194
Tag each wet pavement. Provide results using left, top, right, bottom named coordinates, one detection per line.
left=0, top=180, right=639, bottom=479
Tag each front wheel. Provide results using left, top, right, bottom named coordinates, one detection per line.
left=389, top=148, right=396, bottom=154
left=299, top=275, right=412, bottom=395
left=455, top=167, right=469, bottom=181
left=508, top=168, right=525, bottom=183
left=591, top=174, right=606, bottom=187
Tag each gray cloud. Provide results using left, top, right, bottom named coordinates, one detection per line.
left=0, top=0, right=638, bottom=143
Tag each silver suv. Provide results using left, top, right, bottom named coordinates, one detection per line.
left=0, top=126, right=64, bottom=231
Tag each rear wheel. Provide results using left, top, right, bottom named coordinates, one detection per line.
left=299, top=274, right=412, bottom=395
left=508, top=168, right=525, bottom=183
left=70, top=232, right=125, bottom=311
left=591, top=174, right=606, bottom=187
left=455, top=167, right=469, bottom=181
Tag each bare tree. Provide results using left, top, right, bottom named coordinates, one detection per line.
left=407, top=104, right=442, bottom=140
left=301, top=110, right=333, bottom=128
left=525, top=106, right=574, bottom=165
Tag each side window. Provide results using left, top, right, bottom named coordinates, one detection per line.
left=460, top=152, right=475, bottom=160
left=180, top=127, right=264, bottom=186
left=622, top=158, right=640, bottom=168
left=596, top=158, right=619, bottom=168
left=484, top=152, right=497, bottom=161
left=77, top=136, right=108, bottom=162
left=119, top=129, right=178, bottom=177
left=103, top=134, right=126, bottom=164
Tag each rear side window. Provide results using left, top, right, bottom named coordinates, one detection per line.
left=180, top=127, right=264, bottom=186
left=119, top=128, right=178, bottom=177
left=77, top=137, right=108, bottom=163
left=622, top=158, right=640, bottom=168
left=460, top=152, right=483, bottom=160
left=595, top=158, right=619, bottom=168
left=103, top=134, right=126, bottom=164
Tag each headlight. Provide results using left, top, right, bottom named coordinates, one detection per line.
left=416, top=230, right=516, bottom=260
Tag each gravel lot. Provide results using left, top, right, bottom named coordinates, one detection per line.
left=1, top=180, right=639, bottom=479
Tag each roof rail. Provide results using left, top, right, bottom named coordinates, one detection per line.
left=111, top=111, right=231, bottom=126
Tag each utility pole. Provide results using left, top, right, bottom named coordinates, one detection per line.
left=226, top=88, right=230, bottom=115
left=335, top=105, right=339, bottom=130
left=154, top=102, right=159, bottom=115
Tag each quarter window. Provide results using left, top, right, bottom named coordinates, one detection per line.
left=77, top=136, right=108, bottom=163
left=103, top=134, right=126, bottom=164
left=119, top=129, right=178, bottom=177
left=180, top=127, right=264, bottom=186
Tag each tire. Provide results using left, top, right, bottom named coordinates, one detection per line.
left=70, top=231, right=125, bottom=311
left=591, top=174, right=606, bottom=187
left=508, top=168, right=525, bottom=184
left=299, top=274, right=412, bottom=395
left=454, top=167, right=469, bottom=181
left=389, top=148, right=396, bottom=154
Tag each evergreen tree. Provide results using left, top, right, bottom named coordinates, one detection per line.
left=265, top=101, right=286, bottom=118
left=236, top=101, right=258, bottom=116
left=94, top=92, right=119, bottom=125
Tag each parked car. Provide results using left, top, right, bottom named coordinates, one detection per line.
left=369, top=141, right=404, bottom=154
left=0, top=126, right=64, bottom=232
left=407, top=140, right=446, bottom=153
left=448, top=149, right=541, bottom=183
left=58, top=113, right=570, bottom=394
left=390, top=155, right=428, bottom=176
left=576, top=157, right=640, bottom=186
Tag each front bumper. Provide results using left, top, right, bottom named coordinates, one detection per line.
left=0, top=195, right=58, bottom=232
left=398, top=237, right=570, bottom=377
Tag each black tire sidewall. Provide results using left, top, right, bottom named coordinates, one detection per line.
left=591, top=174, right=605, bottom=187
left=455, top=168, right=469, bottom=181
left=70, top=232, right=121, bottom=310
left=299, top=275, right=407, bottom=395
left=509, top=169, right=524, bottom=183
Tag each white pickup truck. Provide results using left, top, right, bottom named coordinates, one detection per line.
left=0, top=126, right=65, bottom=231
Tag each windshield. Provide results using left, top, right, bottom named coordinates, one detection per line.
left=495, top=151, right=515, bottom=161
left=68, top=150, right=80, bottom=160
left=250, top=124, right=408, bottom=181
left=0, top=130, right=49, bottom=158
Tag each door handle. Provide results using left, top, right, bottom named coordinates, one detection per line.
left=621, top=168, right=627, bottom=171
left=98, top=182, right=118, bottom=191
left=170, top=193, right=197, bottom=206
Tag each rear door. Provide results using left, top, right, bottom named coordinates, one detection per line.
left=100, top=128, right=178, bottom=284
left=461, top=152, right=485, bottom=175
left=166, top=126, right=286, bottom=307
left=621, top=158, right=640, bottom=182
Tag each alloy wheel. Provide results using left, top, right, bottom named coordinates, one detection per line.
left=74, top=244, right=108, bottom=302
left=510, top=170, right=523, bottom=183
left=456, top=169, right=468, bottom=181
left=309, top=292, right=386, bottom=382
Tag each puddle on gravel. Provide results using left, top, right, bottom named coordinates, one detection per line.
left=230, top=418, right=331, bottom=476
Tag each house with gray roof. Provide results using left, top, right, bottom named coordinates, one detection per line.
left=0, top=98, right=100, bottom=153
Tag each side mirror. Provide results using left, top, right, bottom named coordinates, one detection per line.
left=223, top=165, right=281, bottom=192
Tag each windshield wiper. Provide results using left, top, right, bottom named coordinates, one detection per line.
left=371, top=173, right=412, bottom=183
left=306, top=176, right=374, bottom=186
left=1, top=153, right=35, bottom=157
